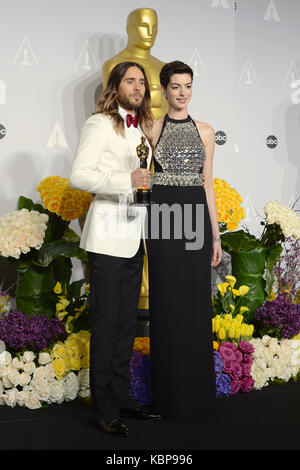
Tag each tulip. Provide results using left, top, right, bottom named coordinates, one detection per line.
left=218, top=327, right=226, bottom=340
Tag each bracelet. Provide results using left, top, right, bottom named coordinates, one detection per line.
left=213, top=237, right=221, bottom=243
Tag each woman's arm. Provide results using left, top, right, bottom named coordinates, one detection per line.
left=196, top=122, right=222, bottom=267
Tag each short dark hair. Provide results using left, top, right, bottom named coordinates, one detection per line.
left=160, top=61, right=193, bottom=88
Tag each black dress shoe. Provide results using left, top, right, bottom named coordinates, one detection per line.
left=97, top=418, right=132, bottom=436
left=120, top=406, right=162, bottom=420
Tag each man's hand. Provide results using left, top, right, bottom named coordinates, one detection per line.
left=131, top=168, right=151, bottom=188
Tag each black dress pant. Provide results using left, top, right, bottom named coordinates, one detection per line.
left=87, top=241, right=144, bottom=421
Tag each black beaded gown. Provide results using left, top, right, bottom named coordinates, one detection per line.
left=147, top=114, right=216, bottom=421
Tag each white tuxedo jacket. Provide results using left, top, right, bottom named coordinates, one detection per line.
left=69, top=113, right=151, bottom=258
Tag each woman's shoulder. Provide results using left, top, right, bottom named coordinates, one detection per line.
left=193, top=119, right=215, bottom=136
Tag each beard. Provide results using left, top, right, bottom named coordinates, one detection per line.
left=117, top=92, right=144, bottom=111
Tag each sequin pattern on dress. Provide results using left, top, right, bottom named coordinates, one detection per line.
left=153, top=116, right=206, bottom=187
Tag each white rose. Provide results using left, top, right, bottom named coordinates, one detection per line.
left=44, top=363, right=56, bottom=381
left=0, top=351, right=12, bottom=366
left=19, top=372, right=31, bottom=387
left=64, top=372, right=79, bottom=401
left=23, top=361, right=36, bottom=375
left=11, top=357, right=24, bottom=370
left=4, top=388, right=18, bottom=407
left=8, top=369, right=21, bottom=386
left=23, top=351, right=35, bottom=363
left=48, top=379, right=65, bottom=404
left=32, top=378, right=50, bottom=402
left=2, top=375, right=13, bottom=389
left=0, top=393, right=5, bottom=405
left=17, top=390, right=29, bottom=406
left=38, top=353, right=51, bottom=365
left=25, top=391, right=41, bottom=409
left=33, top=366, right=46, bottom=380
left=0, top=365, right=7, bottom=377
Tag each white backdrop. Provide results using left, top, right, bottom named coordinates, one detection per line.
left=0, top=0, right=299, bottom=287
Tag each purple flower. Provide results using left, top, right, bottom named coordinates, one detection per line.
left=254, top=292, right=300, bottom=339
left=234, top=350, right=243, bottom=362
left=242, top=363, right=252, bottom=376
left=223, top=359, right=234, bottom=374
left=214, top=351, right=224, bottom=375
left=219, top=344, right=236, bottom=362
left=130, top=352, right=151, bottom=406
left=228, top=361, right=243, bottom=380
left=238, top=341, right=254, bottom=354
left=220, top=342, right=237, bottom=352
left=243, top=353, right=253, bottom=364
left=0, top=310, right=67, bottom=353
left=230, top=379, right=242, bottom=395
left=240, top=376, right=254, bottom=393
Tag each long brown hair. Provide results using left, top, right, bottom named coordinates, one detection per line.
left=94, top=61, right=153, bottom=138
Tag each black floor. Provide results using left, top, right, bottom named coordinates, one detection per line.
left=1, top=381, right=300, bottom=451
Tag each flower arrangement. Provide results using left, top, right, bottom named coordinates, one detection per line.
left=0, top=209, right=48, bottom=259
left=213, top=178, right=245, bottom=232
left=212, top=313, right=254, bottom=347
left=263, top=200, right=300, bottom=243
left=212, top=275, right=250, bottom=319
left=249, top=335, right=300, bottom=390
left=0, top=310, right=67, bottom=352
left=254, top=292, right=300, bottom=339
left=36, top=176, right=93, bottom=221
left=0, top=349, right=84, bottom=409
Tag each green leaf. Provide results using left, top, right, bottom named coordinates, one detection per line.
left=62, top=227, right=80, bottom=243
left=36, top=240, right=80, bottom=267
left=18, top=195, right=47, bottom=214
left=221, top=230, right=261, bottom=254
left=68, top=279, right=86, bottom=298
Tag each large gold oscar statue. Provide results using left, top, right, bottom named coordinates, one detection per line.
left=102, top=8, right=167, bottom=310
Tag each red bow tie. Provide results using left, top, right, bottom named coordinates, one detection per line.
left=126, top=114, right=139, bottom=128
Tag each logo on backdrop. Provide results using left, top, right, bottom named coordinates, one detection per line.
left=189, top=49, right=207, bottom=80
left=291, top=80, right=300, bottom=105
left=13, top=35, right=39, bottom=67
left=75, top=40, right=98, bottom=71
left=266, top=135, right=278, bottom=149
left=283, top=62, right=299, bottom=88
left=47, top=121, right=69, bottom=149
left=239, top=58, right=258, bottom=85
left=215, top=131, right=227, bottom=145
left=264, top=0, right=280, bottom=22
left=0, top=81, right=5, bottom=104
left=0, top=124, right=7, bottom=140
left=211, top=0, right=229, bottom=8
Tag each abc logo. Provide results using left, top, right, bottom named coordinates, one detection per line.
left=266, top=135, right=278, bottom=149
left=0, top=124, right=6, bottom=140
left=215, top=131, right=227, bottom=146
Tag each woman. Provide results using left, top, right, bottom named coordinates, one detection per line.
left=147, top=61, right=222, bottom=422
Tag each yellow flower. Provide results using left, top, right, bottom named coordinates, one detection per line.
left=53, top=281, right=62, bottom=294
left=239, top=306, right=249, bottom=314
left=213, top=341, right=219, bottom=351
left=57, top=310, right=68, bottom=322
left=52, top=358, right=67, bottom=379
left=218, top=327, right=226, bottom=340
left=65, top=316, right=74, bottom=333
left=230, top=304, right=235, bottom=313
left=225, top=275, right=236, bottom=288
left=228, top=327, right=235, bottom=339
left=268, top=290, right=276, bottom=301
left=232, top=288, right=241, bottom=298
left=239, top=285, right=250, bottom=296
left=235, top=326, right=242, bottom=340
left=217, top=282, right=230, bottom=297
left=36, top=175, right=93, bottom=221
left=51, top=342, right=66, bottom=359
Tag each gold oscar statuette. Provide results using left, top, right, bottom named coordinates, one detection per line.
left=133, top=136, right=152, bottom=205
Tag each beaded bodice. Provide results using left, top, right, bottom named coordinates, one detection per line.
left=152, top=114, right=206, bottom=186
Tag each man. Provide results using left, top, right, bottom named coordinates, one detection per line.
left=70, top=62, right=161, bottom=436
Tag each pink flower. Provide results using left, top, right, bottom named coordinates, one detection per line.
left=234, top=350, right=243, bottom=362
left=228, top=361, right=243, bottom=379
left=238, top=341, right=254, bottom=354
left=242, top=363, right=252, bottom=376
left=243, top=353, right=253, bottom=364
left=223, top=359, right=234, bottom=373
left=220, top=342, right=237, bottom=352
left=219, top=345, right=236, bottom=362
left=230, top=379, right=242, bottom=395
left=241, top=376, right=254, bottom=393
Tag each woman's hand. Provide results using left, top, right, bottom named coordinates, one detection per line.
left=211, top=241, right=222, bottom=268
